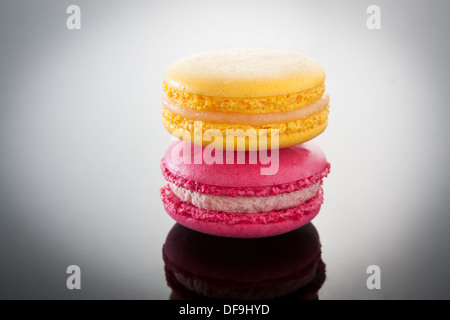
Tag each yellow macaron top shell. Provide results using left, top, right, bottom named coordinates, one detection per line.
left=164, top=48, right=326, bottom=99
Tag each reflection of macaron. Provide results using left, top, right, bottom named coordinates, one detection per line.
left=163, top=223, right=326, bottom=300
left=160, top=140, right=330, bottom=238
left=162, top=48, right=329, bottom=150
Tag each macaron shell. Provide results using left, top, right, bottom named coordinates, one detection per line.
left=164, top=48, right=325, bottom=98
left=162, top=159, right=329, bottom=197
left=162, top=140, right=329, bottom=188
left=277, top=120, right=328, bottom=149
left=160, top=184, right=324, bottom=238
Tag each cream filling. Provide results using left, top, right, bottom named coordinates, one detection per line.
left=162, top=93, right=329, bottom=125
left=169, top=183, right=320, bottom=214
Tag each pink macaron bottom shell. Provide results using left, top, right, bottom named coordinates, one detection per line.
left=160, top=184, right=324, bottom=238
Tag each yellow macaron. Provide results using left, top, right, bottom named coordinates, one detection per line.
left=162, top=48, right=329, bottom=150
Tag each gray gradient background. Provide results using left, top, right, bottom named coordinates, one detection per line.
left=0, top=0, right=449, bottom=299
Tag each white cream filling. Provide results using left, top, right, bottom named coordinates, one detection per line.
left=169, top=183, right=320, bottom=214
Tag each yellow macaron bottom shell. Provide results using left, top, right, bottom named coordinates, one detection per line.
left=161, top=107, right=329, bottom=150
left=163, top=81, right=326, bottom=114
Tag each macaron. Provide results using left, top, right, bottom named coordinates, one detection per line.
left=163, top=223, right=326, bottom=300
left=160, top=140, right=330, bottom=238
left=162, top=48, right=329, bottom=150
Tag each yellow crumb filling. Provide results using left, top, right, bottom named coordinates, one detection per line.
left=163, top=82, right=326, bottom=114
left=161, top=107, right=329, bottom=140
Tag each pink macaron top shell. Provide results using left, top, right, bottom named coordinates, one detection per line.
left=162, top=140, right=330, bottom=195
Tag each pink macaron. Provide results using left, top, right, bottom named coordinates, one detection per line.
left=160, top=140, right=330, bottom=238
left=163, top=223, right=326, bottom=300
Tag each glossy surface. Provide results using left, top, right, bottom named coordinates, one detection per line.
left=163, top=223, right=324, bottom=300
left=1, top=0, right=450, bottom=300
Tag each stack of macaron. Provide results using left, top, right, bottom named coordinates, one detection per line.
left=160, top=48, right=330, bottom=238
